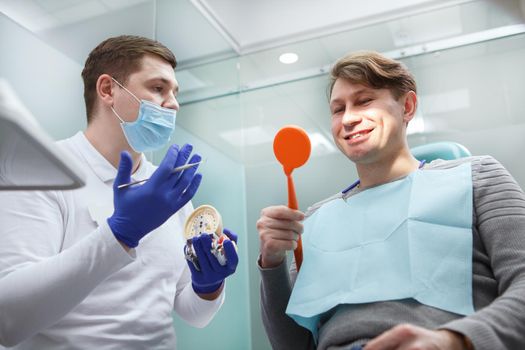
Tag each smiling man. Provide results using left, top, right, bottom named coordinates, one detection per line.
left=256, top=51, right=525, bottom=350
left=0, top=35, right=238, bottom=349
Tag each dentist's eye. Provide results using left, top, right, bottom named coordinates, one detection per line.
left=153, top=86, right=164, bottom=93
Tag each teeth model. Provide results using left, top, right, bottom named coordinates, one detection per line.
left=183, top=205, right=236, bottom=269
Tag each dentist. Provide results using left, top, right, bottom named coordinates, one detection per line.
left=0, top=35, right=238, bottom=349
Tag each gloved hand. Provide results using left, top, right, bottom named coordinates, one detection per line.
left=108, top=144, right=202, bottom=248
left=187, top=229, right=239, bottom=294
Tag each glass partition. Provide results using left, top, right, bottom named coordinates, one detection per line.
left=404, top=32, right=525, bottom=193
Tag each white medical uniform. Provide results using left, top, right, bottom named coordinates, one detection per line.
left=0, top=132, right=224, bottom=349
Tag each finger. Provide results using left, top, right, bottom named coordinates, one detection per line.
left=259, top=216, right=304, bottom=236
left=172, top=173, right=202, bottom=208
left=365, top=324, right=415, bottom=350
left=271, top=227, right=301, bottom=240
left=186, top=255, right=200, bottom=275
left=114, top=151, right=133, bottom=189
left=261, top=205, right=305, bottom=221
left=260, top=228, right=299, bottom=244
left=200, top=234, right=224, bottom=272
left=277, top=238, right=298, bottom=251
left=173, top=143, right=193, bottom=170
left=183, top=153, right=202, bottom=172
left=192, top=235, right=214, bottom=273
left=150, top=144, right=179, bottom=180
left=172, top=153, right=201, bottom=189
left=223, top=240, right=238, bottom=271
left=223, top=228, right=238, bottom=244
left=262, top=236, right=297, bottom=254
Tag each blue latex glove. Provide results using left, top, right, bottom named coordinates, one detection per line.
left=187, top=228, right=239, bottom=294
left=108, top=144, right=202, bottom=248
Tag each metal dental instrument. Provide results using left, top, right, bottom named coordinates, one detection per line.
left=117, top=159, right=205, bottom=189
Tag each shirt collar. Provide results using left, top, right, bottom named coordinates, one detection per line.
left=342, top=160, right=426, bottom=195
left=71, top=131, right=151, bottom=183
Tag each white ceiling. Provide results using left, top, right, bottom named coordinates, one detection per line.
left=1, top=0, right=522, bottom=72
left=0, top=0, right=482, bottom=66
left=1, top=0, right=524, bottom=166
left=192, top=0, right=474, bottom=54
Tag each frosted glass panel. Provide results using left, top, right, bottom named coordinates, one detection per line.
left=151, top=94, right=251, bottom=349
left=170, top=126, right=250, bottom=350
left=405, top=33, right=525, bottom=186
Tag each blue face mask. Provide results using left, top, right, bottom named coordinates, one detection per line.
left=111, top=78, right=176, bottom=152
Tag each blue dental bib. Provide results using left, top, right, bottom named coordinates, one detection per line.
left=286, top=163, right=474, bottom=340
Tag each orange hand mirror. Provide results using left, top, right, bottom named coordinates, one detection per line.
left=273, top=125, right=311, bottom=271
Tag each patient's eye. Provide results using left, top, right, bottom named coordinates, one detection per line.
left=355, top=98, right=373, bottom=106
left=331, top=106, right=344, bottom=116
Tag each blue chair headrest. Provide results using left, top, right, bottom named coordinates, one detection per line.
left=410, top=141, right=471, bottom=162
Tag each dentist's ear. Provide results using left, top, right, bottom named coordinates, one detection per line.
left=402, top=90, right=418, bottom=124
left=96, top=74, right=115, bottom=107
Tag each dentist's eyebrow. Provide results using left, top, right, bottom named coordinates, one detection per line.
left=146, top=77, right=179, bottom=94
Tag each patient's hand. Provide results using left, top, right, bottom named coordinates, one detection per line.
left=256, top=205, right=304, bottom=268
left=364, top=324, right=469, bottom=350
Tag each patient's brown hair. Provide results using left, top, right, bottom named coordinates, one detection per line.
left=328, top=50, right=417, bottom=100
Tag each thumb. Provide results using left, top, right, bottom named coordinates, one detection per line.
left=223, top=228, right=238, bottom=244
left=114, top=151, right=133, bottom=188
left=223, top=240, right=238, bottom=271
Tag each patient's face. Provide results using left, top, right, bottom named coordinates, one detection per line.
left=330, top=79, right=408, bottom=164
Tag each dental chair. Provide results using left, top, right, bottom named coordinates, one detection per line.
left=410, top=141, right=471, bottom=162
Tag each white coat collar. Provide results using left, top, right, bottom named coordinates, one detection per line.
left=70, top=131, right=151, bottom=183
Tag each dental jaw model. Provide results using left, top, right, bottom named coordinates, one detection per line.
left=183, top=205, right=234, bottom=270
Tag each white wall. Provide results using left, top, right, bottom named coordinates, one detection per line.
left=0, top=13, right=85, bottom=140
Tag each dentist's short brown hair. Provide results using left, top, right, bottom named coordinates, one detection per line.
left=81, top=35, right=176, bottom=123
